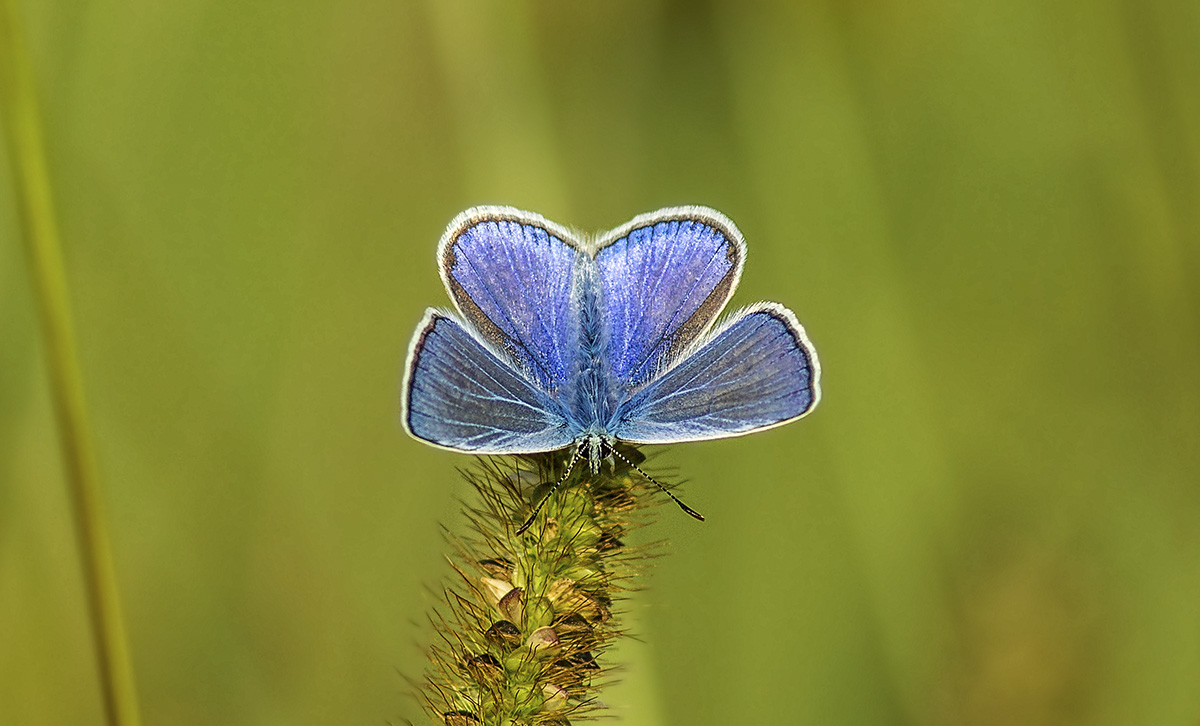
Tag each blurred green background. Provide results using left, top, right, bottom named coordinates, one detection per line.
left=3, top=1, right=1198, bottom=724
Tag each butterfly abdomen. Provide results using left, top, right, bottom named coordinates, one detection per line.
left=571, top=264, right=617, bottom=433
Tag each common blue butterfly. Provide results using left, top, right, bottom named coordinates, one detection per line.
left=401, top=206, right=820, bottom=478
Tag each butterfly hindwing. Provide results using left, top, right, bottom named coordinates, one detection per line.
left=402, top=310, right=575, bottom=454
left=593, top=207, right=745, bottom=390
left=439, top=207, right=585, bottom=391
left=611, top=303, right=820, bottom=444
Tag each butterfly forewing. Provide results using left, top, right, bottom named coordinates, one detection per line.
left=439, top=208, right=585, bottom=391
left=593, top=208, right=745, bottom=390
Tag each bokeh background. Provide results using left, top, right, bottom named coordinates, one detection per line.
left=3, top=1, right=1198, bottom=724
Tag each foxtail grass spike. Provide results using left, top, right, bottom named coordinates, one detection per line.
left=419, top=448, right=663, bottom=725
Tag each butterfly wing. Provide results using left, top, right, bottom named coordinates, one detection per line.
left=610, top=303, right=820, bottom=444
left=593, top=207, right=745, bottom=390
left=439, top=206, right=585, bottom=391
left=402, top=310, right=575, bottom=454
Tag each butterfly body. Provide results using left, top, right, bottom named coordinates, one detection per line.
left=560, top=277, right=619, bottom=472
left=402, top=206, right=820, bottom=467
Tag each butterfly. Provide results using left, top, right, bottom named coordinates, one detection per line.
left=401, top=206, right=821, bottom=490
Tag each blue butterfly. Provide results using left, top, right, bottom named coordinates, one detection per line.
left=401, top=206, right=821, bottom=480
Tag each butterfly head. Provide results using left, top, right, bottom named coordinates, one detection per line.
left=578, top=431, right=611, bottom=474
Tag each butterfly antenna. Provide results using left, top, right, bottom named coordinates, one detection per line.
left=607, top=446, right=705, bottom=523
left=516, top=446, right=584, bottom=535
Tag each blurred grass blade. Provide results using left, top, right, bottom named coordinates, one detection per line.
left=0, top=2, right=143, bottom=725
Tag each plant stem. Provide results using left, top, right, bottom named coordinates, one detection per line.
left=0, top=3, right=143, bottom=725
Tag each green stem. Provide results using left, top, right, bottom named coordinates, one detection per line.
left=0, top=3, right=143, bottom=726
